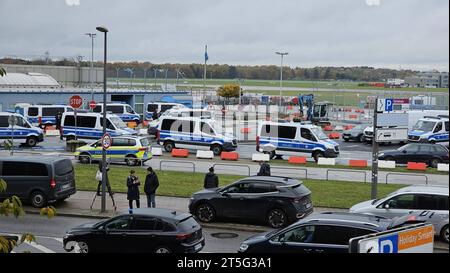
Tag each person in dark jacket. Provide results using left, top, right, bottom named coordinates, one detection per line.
left=204, top=167, right=219, bottom=189
left=257, top=161, right=271, bottom=176
left=152, top=110, right=159, bottom=120
left=127, top=170, right=140, bottom=209
left=55, top=111, right=63, bottom=140
left=144, top=167, right=159, bottom=208
left=96, top=161, right=113, bottom=196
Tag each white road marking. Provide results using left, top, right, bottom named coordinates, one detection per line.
left=23, top=241, right=56, bottom=253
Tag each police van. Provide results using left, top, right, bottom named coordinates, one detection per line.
left=157, top=117, right=237, bottom=155
left=14, top=103, right=74, bottom=128
left=0, top=112, right=44, bottom=147
left=60, top=112, right=137, bottom=141
left=92, top=103, right=141, bottom=124
left=257, top=121, right=340, bottom=162
left=148, top=108, right=214, bottom=135
left=145, top=102, right=186, bottom=121
left=408, top=115, right=449, bottom=145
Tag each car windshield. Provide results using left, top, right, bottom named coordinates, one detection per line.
left=353, top=124, right=367, bottom=131
left=109, top=116, right=127, bottom=129
left=311, top=128, right=329, bottom=140
left=413, top=120, right=436, bottom=132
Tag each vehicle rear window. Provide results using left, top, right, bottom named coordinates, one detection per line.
left=106, top=106, right=124, bottom=114
left=131, top=217, right=162, bottom=231
left=54, top=159, right=73, bottom=176
left=28, top=107, right=39, bottom=116
left=42, top=107, right=64, bottom=117
left=291, top=183, right=310, bottom=196
left=161, top=119, right=194, bottom=133
left=177, top=216, right=199, bottom=231
left=0, top=116, right=8, bottom=127
left=147, top=104, right=158, bottom=112
left=261, top=125, right=296, bottom=139
left=416, top=194, right=449, bottom=211
left=2, top=162, right=49, bottom=176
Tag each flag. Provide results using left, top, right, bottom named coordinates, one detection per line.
left=204, top=45, right=209, bottom=62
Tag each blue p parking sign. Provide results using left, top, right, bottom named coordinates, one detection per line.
left=385, top=98, right=393, bottom=112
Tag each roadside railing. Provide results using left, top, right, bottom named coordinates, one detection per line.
left=212, top=163, right=251, bottom=176
left=271, top=166, right=308, bottom=179
left=385, top=172, right=429, bottom=185
left=159, top=160, right=196, bottom=173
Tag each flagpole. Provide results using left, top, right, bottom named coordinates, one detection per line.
left=203, top=45, right=207, bottom=106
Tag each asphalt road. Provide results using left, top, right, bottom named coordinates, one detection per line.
left=1, top=214, right=447, bottom=253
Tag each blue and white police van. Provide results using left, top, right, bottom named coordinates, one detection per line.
left=0, top=112, right=44, bottom=147
left=157, top=117, right=237, bottom=155
left=60, top=111, right=137, bottom=141
left=92, top=103, right=141, bottom=124
left=408, top=115, right=449, bottom=145
left=257, top=121, right=340, bottom=162
left=14, top=103, right=74, bottom=128
left=148, top=108, right=214, bottom=135
left=145, top=102, right=186, bottom=121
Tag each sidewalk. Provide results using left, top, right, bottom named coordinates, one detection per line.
left=24, top=190, right=346, bottom=233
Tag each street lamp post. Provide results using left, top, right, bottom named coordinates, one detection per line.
left=84, top=33, right=96, bottom=101
left=143, top=68, right=148, bottom=90
left=275, top=52, right=288, bottom=111
left=153, top=68, right=158, bottom=90
left=96, top=26, right=108, bottom=213
left=115, top=67, right=120, bottom=89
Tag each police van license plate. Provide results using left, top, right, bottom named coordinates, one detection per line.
left=194, top=243, right=202, bottom=251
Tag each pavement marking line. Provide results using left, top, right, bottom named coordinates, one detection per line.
left=23, top=241, right=56, bottom=253
left=53, top=238, right=64, bottom=243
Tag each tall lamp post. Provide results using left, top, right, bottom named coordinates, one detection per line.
left=153, top=68, right=158, bottom=90
left=84, top=33, right=96, bottom=101
left=275, top=52, right=288, bottom=110
left=115, top=67, right=121, bottom=89
left=125, top=68, right=134, bottom=89
left=96, top=26, right=108, bottom=213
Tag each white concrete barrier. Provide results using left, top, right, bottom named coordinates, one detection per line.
left=45, top=130, right=60, bottom=136
left=334, top=125, right=344, bottom=131
left=437, top=163, right=449, bottom=172
left=378, top=160, right=396, bottom=169
left=196, top=150, right=214, bottom=159
left=318, top=158, right=336, bottom=165
left=252, top=153, right=270, bottom=162
left=151, top=147, right=163, bottom=156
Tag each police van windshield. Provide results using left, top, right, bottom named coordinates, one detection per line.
left=109, top=116, right=128, bottom=129
left=16, top=116, right=32, bottom=128
left=311, top=128, right=329, bottom=140
left=413, top=120, right=436, bottom=132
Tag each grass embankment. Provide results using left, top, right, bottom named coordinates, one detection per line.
left=74, top=165, right=405, bottom=208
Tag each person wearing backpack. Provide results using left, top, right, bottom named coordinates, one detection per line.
left=144, top=167, right=159, bottom=208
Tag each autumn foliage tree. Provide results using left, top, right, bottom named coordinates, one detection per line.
left=217, top=84, right=241, bottom=100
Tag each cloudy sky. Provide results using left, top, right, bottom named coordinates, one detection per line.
left=0, top=0, right=448, bottom=71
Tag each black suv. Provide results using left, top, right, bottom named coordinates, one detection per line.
left=63, top=208, right=205, bottom=253
left=238, top=212, right=411, bottom=253
left=189, top=176, right=313, bottom=228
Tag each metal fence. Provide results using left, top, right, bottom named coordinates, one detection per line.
left=385, top=172, right=429, bottom=185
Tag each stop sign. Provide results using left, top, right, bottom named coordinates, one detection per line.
left=89, top=100, right=97, bottom=109
left=69, top=95, right=83, bottom=109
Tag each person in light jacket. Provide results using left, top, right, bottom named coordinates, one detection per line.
left=144, top=167, right=159, bottom=208
left=127, top=170, right=140, bottom=209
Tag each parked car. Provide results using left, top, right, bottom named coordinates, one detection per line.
left=0, top=157, right=76, bottom=207
left=378, top=143, right=449, bottom=168
left=63, top=208, right=205, bottom=253
left=238, top=212, right=414, bottom=253
left=349, top=185, right=449, bottom=242
left=404, top=210, right=449, bottom=243
left=189, top=176, right=313, bottom=228
left=342, top=124, right=370, bottom=142
left=75, top=136, right=152, bottom=166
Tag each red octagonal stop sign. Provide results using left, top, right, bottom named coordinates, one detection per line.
left=69, top=95, right=83, bottom=109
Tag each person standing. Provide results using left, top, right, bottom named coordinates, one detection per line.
left=257, top=161, right=271, bottom=176
left=144, top=167, right=159, bottom=208
left=204, top=167, right=219, bottom=189
left=152, top=109, right=159, bottom=121
left=55, top=111, right=63, bottom=140
left=127, top=170, right=140, bottom=209
left=96, top=161, right=113, bottom=196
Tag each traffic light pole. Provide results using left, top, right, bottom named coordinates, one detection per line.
left=371, top=97, right=379, bottom=200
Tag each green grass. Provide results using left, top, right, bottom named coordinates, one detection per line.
left=74, top=165, right=405, bottom=208
left=108, top=77, right=449, bottom=93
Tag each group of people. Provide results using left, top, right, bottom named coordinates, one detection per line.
left=95, top=160, right=271, bottom=209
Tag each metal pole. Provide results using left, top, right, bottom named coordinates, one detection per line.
left=371, top=97, right=379, bottom=199
left=90, top=35, right=95, bottom=101
left=97, top=26, right=108, bottom=213
left=154, top=68, right=157, bottom=89
left=165, top=69, right=168, bottom=90
left=280, top=55, right=283, bottom=109
left=10, top=124, right=14, bottom=156
left=144, top=69, right=147, bottom=90
left=116, top=68, right=119, bottom=89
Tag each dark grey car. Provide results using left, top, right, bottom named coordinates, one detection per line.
left=0, top=156, right=76, bottom=207
left=342, top=124, right=370, bottom=142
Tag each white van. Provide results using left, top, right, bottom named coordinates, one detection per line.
left=60, top=111, right=137, bottom=141
left=409, top=115, right=449, bottom=145
left=157, top=117, right=237, bottom=155
left=92, top=103, right=141, bottom=124
left=14, top=103, right=74, bottom=128
left=0, top=112, right=44, bottom=147
left=145, top=102, right=186, bottom=121
left=257, top=121, right=339, bottom=162
left=148, top=108, right=214, bottom=135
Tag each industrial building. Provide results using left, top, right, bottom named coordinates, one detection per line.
left=405, top=72, right=449, bottom=88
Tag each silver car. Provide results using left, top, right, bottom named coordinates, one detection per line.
left=349, top=185, right=449, bottom=242
left=406, top=210, right=449, bottom=243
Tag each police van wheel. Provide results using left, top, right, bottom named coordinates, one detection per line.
left=26, top=136, right=38, bottom=147
left=125, top=155, right=138, bottom=166
left=211, top=145, right=222, bottom=156
left=163, top=141, right=175, bottom=152
left=30, top=191, right=47, bottom=208
left=79, top=153, right=92, bottom=164
left=313, top=151, right=324, bottom=163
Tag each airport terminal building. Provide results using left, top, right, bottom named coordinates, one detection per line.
left=0, top=72, right=192, bottom=119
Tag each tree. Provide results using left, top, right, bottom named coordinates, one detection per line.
left=0, top=179, right=56, bottom=253
left=217, top=84, right=240, bottom=99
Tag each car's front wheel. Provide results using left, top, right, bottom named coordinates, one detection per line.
left=441, top=225, right=449, bottom=243
left=163, top=141, right=175, bottom=152
left=196, top=203, right=216, bottom=223
left=430, top=158, right=441, bottom=168
left=154, top=246, right=172, bottom=253
left=79, top=153, right=92, bottom=164
left=266, top=208, right=288, bottom=228
left=77, top=241, right=90, bottom=253
left=26, top=136, right=38, bottom=147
